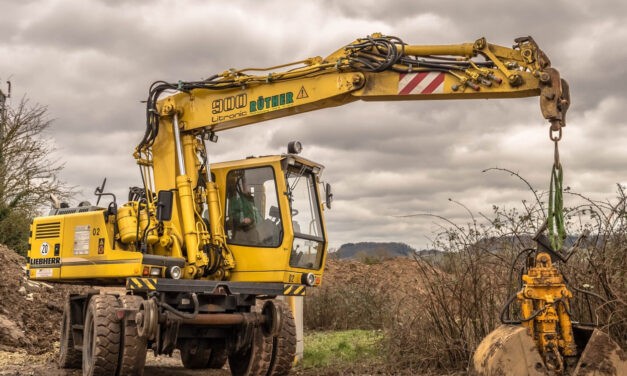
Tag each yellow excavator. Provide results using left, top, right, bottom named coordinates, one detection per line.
left=25, top=33, right=623, bottom=375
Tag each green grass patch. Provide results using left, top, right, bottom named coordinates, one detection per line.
left=301, top=329, right=383, bottom=369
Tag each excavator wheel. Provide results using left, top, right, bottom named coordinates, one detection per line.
left=471, top=325, right=627, bottom=376
left=117, top=295, right=147, bottom=376
left=206, top=346, right=228, bottom=369
left=58, top=300, right=81, bottom=369
left=267, top=300, right=297, bottom=376
left=82, top=294, right=122, bottom=376
left=180, top=339, right=213, bottom=369
left=228, top=325, right=273, bottom=376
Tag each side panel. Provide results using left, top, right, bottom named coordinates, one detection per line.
left=28, top=210, right=144, bottom=280
left=28, top=216, right=64, bottom=279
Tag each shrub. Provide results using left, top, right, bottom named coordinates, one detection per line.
left=0, top=209, right=32, bottom=255
left=305, top=182, right=626, bottom=373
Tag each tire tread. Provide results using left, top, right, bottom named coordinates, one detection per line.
left=58, top=300, right=82, bottom=369
left=267, top=300, right=297, bottom=376
left=84, top=294, right=121, bottom=376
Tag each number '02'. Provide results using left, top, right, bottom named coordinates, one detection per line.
left=92, top=228, right=100, bottom=236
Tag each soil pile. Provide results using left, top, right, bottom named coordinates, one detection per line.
left=0, top=245, right=82, bottom=354
left=321, top=257, right=430, bottom=299
left=304, top=257, right=436, bottom=330
left=322, top=257, right=422, bottom=294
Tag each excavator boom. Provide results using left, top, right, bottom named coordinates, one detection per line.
left=142, top=34, right=568, bottom=140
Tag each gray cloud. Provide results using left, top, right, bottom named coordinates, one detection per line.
left=1, top=0, right=625, bottom=249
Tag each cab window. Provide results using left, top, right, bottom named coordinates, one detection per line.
left=225, top=167, right=282, bottom=247
left=286, top=166, right=325, bottom=270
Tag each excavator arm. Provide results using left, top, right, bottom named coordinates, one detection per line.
left=138, top=34, right=569, bottom=149
left=132, top=33, right=571, bottom=282
left=134, top=35, right=618, bottom=375
left=135, top=34, right=625, bottom=376
left=133, top=33, right=572, bottom=282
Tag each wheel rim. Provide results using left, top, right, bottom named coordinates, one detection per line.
left=83, top=311, right=95, bottom=373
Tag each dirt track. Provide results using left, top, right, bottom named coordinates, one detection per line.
left=0, top=349, right=232, bottom=376
left=0, top=349, right=335, bottom=376
left=0, top=245, right=232, bottom=376
left=0, top=245, right=332, bottom=375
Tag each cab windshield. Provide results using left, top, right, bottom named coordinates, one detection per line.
left=286, top=164, right=324, bottom=270
left=224, top=166, right=283, bottom=247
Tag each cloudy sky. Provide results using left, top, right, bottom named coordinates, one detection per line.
left=2, top=0, right=626, bottom=250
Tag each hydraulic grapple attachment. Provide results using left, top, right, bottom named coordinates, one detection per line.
left=471, top=325, right=626, bottom=375
left=471, top=234, right=626, bottom=376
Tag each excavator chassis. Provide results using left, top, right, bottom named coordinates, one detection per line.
left=59, top=279, right=297, bottom=376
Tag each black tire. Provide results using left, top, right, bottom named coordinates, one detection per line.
left=180, top=339, right=213, bottom=369
left=58, top=300, right=82, bottom=369
left=117, top=295, right=147, bottom=376
left=267, top=300, right=297, bottom=376
left=83, top=294, right=122, bottom=376
left=206, top=346, right=228, bottom=369
left=229, top=326, right=273, bottom=376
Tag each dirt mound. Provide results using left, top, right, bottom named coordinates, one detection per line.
left=304, top=257, right=435, bottom=330
left=322, top=257, right=429, bottom=298
left=0, top=244, right=84, bottom=354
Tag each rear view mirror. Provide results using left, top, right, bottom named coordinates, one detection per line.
left=325, top=183, right=333, bottom=209
left=156, top=191, right=174, bottom=221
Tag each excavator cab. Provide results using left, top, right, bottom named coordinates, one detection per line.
left=211, top=152, right=328, bottom=287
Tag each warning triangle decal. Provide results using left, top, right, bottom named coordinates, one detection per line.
left=297, top=86, right=309, bottom=99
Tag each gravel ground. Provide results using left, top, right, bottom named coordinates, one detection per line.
left=0, top=348, right=232, bottom=376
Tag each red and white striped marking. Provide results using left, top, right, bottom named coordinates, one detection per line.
left=398, top=72, right=445, bottom=95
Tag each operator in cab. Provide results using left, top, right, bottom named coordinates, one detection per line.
left=226, top=172, right=262, bottom=244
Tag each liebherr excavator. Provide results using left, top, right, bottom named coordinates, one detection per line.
left=25, top=33, right=623, bottom=375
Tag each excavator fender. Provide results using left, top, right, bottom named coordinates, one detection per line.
left=470, top=325, right=548, bottom=376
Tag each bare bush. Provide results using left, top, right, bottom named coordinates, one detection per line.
left=383, top=183, right=626, bottom=372
left=306, top=174, right=626, bottom=373
left=304, top=282, right=395, bottom=331
left=384, top=202, right=540, bottom=372
left=560, top=185, right=627, bottom=346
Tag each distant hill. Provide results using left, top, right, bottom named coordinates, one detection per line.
left=331, top=234, right=593, bottom=263
left=332, top=242, right=416, bottom=261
